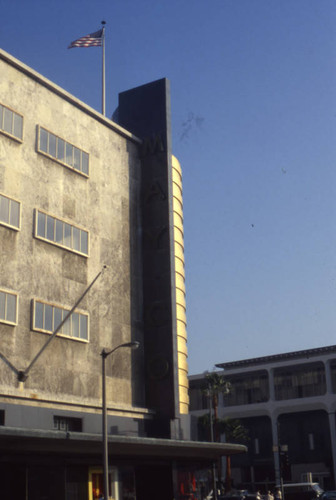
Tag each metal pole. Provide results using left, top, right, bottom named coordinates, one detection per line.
left=101, top=21, right=106, bottom=116
left=101, top=341, right=139, bottom=500
left=102, top=351, right=109, bottom=500
left=277, top=420, right=285, bottom=500
left=208, top=387, right=217, bottom=500
left=209, top=389, right=214, bottom=442
left=18, top=266, right=106, bottom=382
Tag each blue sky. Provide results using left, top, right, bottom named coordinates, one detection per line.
left=1, top=0, right=336, bottom=374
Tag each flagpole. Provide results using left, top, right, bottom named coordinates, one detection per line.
left=102, top=21, right=106, bottom=116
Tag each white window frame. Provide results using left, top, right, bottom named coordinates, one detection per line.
left=0, top=192, right=21, bottom=231
left=32, top=298, right=89, bottom=342
left=34, top=209, right=89, bottom=257
left=0, top=103, right=23, bottom=142
left=0, top=288, right=18, bottom=326
left=36, top=125, right=89, bottom=177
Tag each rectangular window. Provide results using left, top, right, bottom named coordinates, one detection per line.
left=0, top=103, right=23, bottom=141
left=274, top=363, right=326, bottom=400
left=0, top=289, right=18, bottom=325
left=0, top=193, right=21, bottom=230
left=57, top=138, right=65, bottom=162
left=35, top=210, right=89, bottom=256
left=223, top=371, right=270, bottom=407
left=32, top=299, right=89, bottom=341
left=188, top=383, right=210, bottom=411
left=40, top=127, right=48, bottom=153
left=37, top=126, right=89, bottom=176
left=53, top=416, right=82, bottom=432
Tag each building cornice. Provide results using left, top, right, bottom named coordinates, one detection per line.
left=215, top=345, right=336, bottom=371
left=0, top=48, right=142, bottom=145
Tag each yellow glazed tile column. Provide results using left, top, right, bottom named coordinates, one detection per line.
left=172, top=155, right=189, bottom=414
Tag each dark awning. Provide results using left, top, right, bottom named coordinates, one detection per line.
left=0, top=426, right=246, bottom=462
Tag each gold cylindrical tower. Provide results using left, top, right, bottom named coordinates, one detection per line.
left=172, top=155, right=189, bottom=414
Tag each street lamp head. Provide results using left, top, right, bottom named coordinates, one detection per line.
left=122, top=341, right=140, bottom=350
left=101, top=341, right=140, bottom=358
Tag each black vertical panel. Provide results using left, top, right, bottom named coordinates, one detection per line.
left=118, top=79, right=179, bottom=435
left=0, top=463, right=27, bottom=498
left=135, top=464, right=174, bottom=500
left=28, top=465, right=66, bottom=500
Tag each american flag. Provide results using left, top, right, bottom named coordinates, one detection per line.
left=68, top=29, right=103, bottom=49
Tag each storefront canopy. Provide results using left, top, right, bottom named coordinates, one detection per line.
left=0, top=426, right=246, bottom=461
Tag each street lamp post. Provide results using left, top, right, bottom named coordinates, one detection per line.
left=206, top=386, right=217, bottom=500
left=101, top=341, right=139, bottom=500
left=276, top=420, right=286, bottom=500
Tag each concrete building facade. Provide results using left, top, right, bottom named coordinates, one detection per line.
left=0, top=49, right=245, bottom=500
left=189, top=346, right=336, bottom=493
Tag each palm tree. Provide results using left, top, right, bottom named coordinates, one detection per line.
left=218, top=417, right=249, bottom=442
left=198, top=413, right=249, bottom=493
left=204, top=372, right=231, bottom=441
left=200, top=372, right=231, bottom=500
left=201, top=373, right=248, bottom=493
left=219, top=418, right=249, bottom=492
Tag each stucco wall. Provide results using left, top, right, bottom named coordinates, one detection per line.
left=0, top=53, right=145, bottom=416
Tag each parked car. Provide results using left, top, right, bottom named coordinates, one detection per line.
left=219, top=496, right=245, bottom=500
left=218, top=491, right=249, bottom=500
left=219, top=492, right=261, bottom=500
left=244, top=494, right=262, bottom=500
left=321, top=492, right=336, bottom=500
left=278, top=483, right=324, bottom=500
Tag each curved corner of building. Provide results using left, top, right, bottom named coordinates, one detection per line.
left=172, top=155, right=189, bottom=415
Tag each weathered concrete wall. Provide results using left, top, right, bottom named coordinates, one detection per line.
left=0, top=51, right=145, bottom=419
